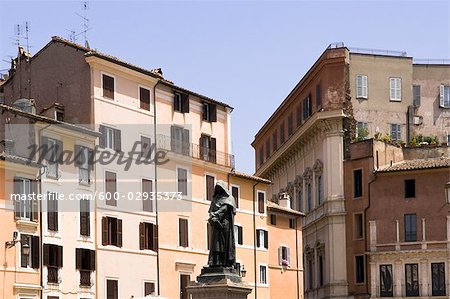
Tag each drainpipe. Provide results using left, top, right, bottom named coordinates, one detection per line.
left=295, top=214, right=301, bottom=299
left=363, top=168, right=377, bottom=297
left=152, top=80, right=161, bottom=295
left=252, top=181, right=260, bottom=299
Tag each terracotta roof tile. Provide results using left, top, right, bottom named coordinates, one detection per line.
left=376, top=157, right=450, bottom=173
left=231, top=171, right=272, bottom=184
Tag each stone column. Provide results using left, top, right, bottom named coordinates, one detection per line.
left=420, top=259, right=429, bottom=296
left=394, top=260, right=402, bottom=297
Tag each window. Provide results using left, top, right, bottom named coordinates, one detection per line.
left=296, top=105, right=301, bottom=127
left=356, top=122, right=369, bottom=139
left=139, top=87, right=150, bottom=111
left=20, top=234, right=39, bottom=269
left=307, top=256, right=314, bottom=290
left=177, top=168, right=188, bottom=196
left=265, top=139, right=270, bottom=159
left=413, top=85, right=421, bottom=107
left=80, top=197, right=90, bottom=236
left=142, top=179, right=153, bottom=212
left=13, top=177, right=38, bottom=221
left=440, top=85, right=450, bottom=108
left=257, top=191, right=265, bottom=214
left=144, top=282, right=156, bottom=296
left=171, top=126, right=190, bottom=155
left=297, top=190, right=302, bottom=212
left=389, top=77, right=402, bottom=101
left=180, top=274, right=190, bottom=299
left=102, top=74, right=115, bottom=99
left=105, top=171, right=117, bottom=206
left=316, top=83, right=322, bottom=107
left=288, top=112, right=293, bottom=136
left=139, top=222, right=158, bottom=251
left=316, top=175, right=323, bottom=205
left=140, top=136, right=152, bottom=160
left=280, top=122, right=285, bottom=144
left=44, top=137, right=61, bottom=178
left=390, top=124, right=401, bottom=141
left=278, top=246, right=290, bottom=266
left=179, top=218, right=189, bottom=247
left=355, top=255, right=365, bottom=284
left=259, top=265, right=267, bottom=285
left=200, top=134, right=217, bottom=163
left=404, top=179, right=415, bottom=198
left=43, top=244, right=63, bottom=283
left=256, top=229, right=268, bottom=249
left=306, top=183, right=312, bottom=211
left=234, top=225, right=243, bottom=245
left=318, top=253, right=324, bottom=287
left=431, top=262, right=446, bottom=296
left=75, top=145, right=92, bottom=185
left=270, top=214, right=276, bottom=225
left=354, top=213, right=363, bottom=239
left=405, top=263, right=419, bottom=296
left=174, top=92, right=189, bottom=113
left=259, top=145, right=264, bottom=166
left=106, top=279, right=118, bottom=299
left=272, top=130, right=278, bottom=152
left=202, top=102, right=217, bottom=122
left=356, top=75, right=368, bottom=99
left=231, top=185, right=239, bottom=209
left=205, top=175, right=215, bottom=201
left=47, top=192, right=58, bottom=231
left=289, top=218, right=295, bottom=229
left=55, top=110, right=64, bottom=121
left=303, top=95, right=312, bottom=120
left=102, top=216, right=122, bottom=247
left=380, top=264, right=393, bottom=297
left=99, top=125, right=121, bottom=152
left=404, top=214, right=417, bottom=242
left=353, top=169, right=363, bottom=198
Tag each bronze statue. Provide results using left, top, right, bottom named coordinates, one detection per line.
left=207, top=180, right=236, bottom=268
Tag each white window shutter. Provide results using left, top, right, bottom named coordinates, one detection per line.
left=287, top=247, right=291, bottom=265
left=397, top=79, right=402, bottom=100
left=356, top=76, right=362, bottom=98
left=390, top=79, right=395, bottom=99
left=440, top=84, right=445, bottom=107
left=363, top=76, right=368, bottom=98
left=278, top=247, right=282, bottom=265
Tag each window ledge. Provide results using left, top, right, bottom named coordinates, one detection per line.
left=389, top=98, right=402, bottom=102
left=16, top=219, right=38, bottom=230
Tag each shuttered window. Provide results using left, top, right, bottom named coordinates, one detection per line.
left=21, top=234, right=39, bottom=269
left=142, top=179, right=153, bottom=212
left=139, top=222, right=158, bottom=251
left=174, top=92, right=190, bottom=113
left=43, top=244, right=63, bottom=268
left=99, top=125, right=121, bottom=152
left=303, top=96, right=312, bottom=120
left=356, top=75, right=368, bottom=99
left=75, top=145, right=93, bottom=185
left=14, top=177, right=38, bottom=221
left=106, top=279, right=119, bottom=299
left=205, top=175, right=215, bottom=201
left=390, top=124, right=401, bottom=141
left=389, top=77, right=402, bottom=101
left=202, top=102, right=217, bottom=122
left=256, top=229, right=268, bottom=249
left=200, top=134, right=216, bottom=163
left=171, top=126, right=190, bottom=155
left=105, top=171, right=117, bottom=206
left=179, top=218, right=189, bottom=247
left=413, top=85, right=421, bottom=107
left=102, top=217, right=122, bottom=247
left=140, top=136, right=152, bottom=160
left=47, top=192, right=58, bottom=231
left=102, top=74, right=115, bottom=99
left=177, top=168, right=188, bottom=196
left=257, top=191, right=265, bottom=214
left=440, top=85, right=450, bottom=108
left=139, top=87, right=150, bottom=111
left=278, top=246, right=290, bottom=266
left=234, top=225, right=243, bottom=245
left=80, top=197, right=90, bottom=236
left=231, top=185, right=239, bottom=209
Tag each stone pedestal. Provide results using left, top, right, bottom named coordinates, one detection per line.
left=187, top=267, right=253, bottom=299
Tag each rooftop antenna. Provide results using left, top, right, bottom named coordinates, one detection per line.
left=14, top=24, right=21, bottom=47
left=24, top=21, right=31, bottom=100
left=66, top=29, right=77, bottom=43
left=76, top=0, right=90, bottom=48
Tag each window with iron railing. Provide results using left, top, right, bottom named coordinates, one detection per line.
left=80, top=270, right=92, bottom=287
left=47, top=266, right=59, bottom=284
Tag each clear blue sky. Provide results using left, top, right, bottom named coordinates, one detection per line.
left=1, top=1, right=449, bottom=174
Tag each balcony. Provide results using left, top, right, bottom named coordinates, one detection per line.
left=156, top=134, right=235, bottom=168
left=80, top=270, right=92, bottom=287
left=47, top=266, right=59, bottom=284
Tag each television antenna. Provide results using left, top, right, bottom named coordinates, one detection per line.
left=75, top=0, right=91, bottom=48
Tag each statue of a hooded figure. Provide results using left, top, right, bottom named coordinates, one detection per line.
left=207, top=180, right=236, bottom=268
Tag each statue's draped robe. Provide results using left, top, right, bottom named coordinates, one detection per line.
left=207, top=181, right=236, bottom=268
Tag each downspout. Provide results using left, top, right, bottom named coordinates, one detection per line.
left=252, top=181, right=260, bottom=298
left=153, top=80, right=161, bottom=295
left=295, top=214, right=300, bottom=299
left=37, top=123, right=52, bottom=299
left=364, top=167, right=377, bottom=297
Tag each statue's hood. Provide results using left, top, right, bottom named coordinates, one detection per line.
left=210, top=180, right=236, bottom=214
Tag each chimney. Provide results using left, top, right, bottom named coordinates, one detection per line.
left=278, top=192, right=291, bottom=209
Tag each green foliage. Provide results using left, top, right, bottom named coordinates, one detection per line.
left=356, top=127, right=369, bottom=141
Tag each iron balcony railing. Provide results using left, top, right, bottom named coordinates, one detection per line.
left=156, top=134, right=235, bottom=168
left=80, top=270, right=92, bottom=287
left=47, top=266, right=59, bottom=284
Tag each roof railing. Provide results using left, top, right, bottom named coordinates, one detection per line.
left=349, top=47, right=407, bottom=57
left=413, top=58, right=450, bottom=65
